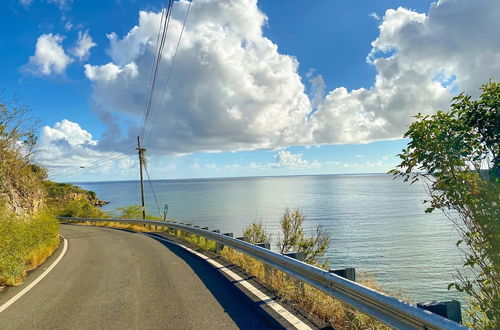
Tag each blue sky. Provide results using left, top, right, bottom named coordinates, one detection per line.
left=1, top=0, right=498, bottom=182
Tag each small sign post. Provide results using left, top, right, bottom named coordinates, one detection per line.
left=163, top=204, right=169, bottom=221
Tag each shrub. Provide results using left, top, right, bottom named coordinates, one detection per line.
left=278, top=208, right=330, bottom=265
left=114, top=204, right=162, bottom=220
left=242, top=221, right=271, bottom=243
left=57, top=199, right=109, bottom=218
left=391, top=81, right=500, bottom=328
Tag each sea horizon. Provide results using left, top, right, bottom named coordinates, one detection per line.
left=69, top=171, right=390, bottom=185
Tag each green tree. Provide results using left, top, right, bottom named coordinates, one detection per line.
left=390, top=81, right=499, bottom=328
left=243, top=221, right=272, bottom=244
left=115, top=204, right=161, bottom=220
left=278, top=208, right=330, bottom=265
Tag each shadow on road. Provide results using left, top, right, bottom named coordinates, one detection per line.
left=148, top=234, right=278, bottom=330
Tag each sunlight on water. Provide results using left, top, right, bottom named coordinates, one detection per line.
left=78, top=174, right=466, bottom=304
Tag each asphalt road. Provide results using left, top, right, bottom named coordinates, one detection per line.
left=0, top=224, right=274, bottom=330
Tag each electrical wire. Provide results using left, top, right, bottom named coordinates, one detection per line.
left=50, top=148, right=136, bottom=180
left=139, top=0, right=175, bottom=139
left=49, top=146, right=135, bottom=176
left=50, top=151, right=130, bottom=176
left=144, top=0, right=192, bottom=147
left=144, top=165, right=162, bottom=217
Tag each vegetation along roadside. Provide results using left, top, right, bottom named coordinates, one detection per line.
left=0, top=96, right=107, bottom=287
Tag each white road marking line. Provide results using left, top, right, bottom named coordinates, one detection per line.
left=0, top=235, right=69, bottom=313
left=146, top=233, right=313, bottom=330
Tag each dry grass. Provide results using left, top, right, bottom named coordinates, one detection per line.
left=220, top=247, right=392, bottom=329
left=76, top=220, right=164, bottom=233
left=0, top=214, right=60, bottom=286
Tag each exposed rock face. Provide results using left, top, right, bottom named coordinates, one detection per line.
left=0, top=168, right=45, bottom=218
left=64, top=191, right=108, bottom=207
left=94, top=199, right=109, bottom=207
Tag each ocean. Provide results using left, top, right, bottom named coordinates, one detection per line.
left=77, top=173, right=465, bottom=304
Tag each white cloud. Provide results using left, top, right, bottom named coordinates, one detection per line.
left=35, top=119, right=129, bottom=173
left=19, top=0, right=33, bottom=7
left=274, top=150, right=309, bottom=168
left=71, top=30, right=96, bottom=61
left=310, top=0, right=500, bottom=144
left=248, top=150, right=320, bottom=169
left=83, top=0, right=500, bottom=156
left=189, top=159, right=201, bottom=170
left=118, top=158, right=136, bottom=169
left=85, top=1, right=311, bottom=154
left=20, top=0, right=72, bottom=9
left=46, top=0, right=70, bottom=8
left=370, top=12, right=380, bottom=21
left=24, top=33, right=73, bottom=76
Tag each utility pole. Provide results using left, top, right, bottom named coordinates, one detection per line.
left=137, top=136, right=146, bottom=220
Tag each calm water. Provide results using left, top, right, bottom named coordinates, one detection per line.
left=77, top=174, right=465, bottom=304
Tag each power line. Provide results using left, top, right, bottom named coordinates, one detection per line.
left=50, top=150, right=130, bottom=176
left=49, top=146, right=135, bottom=176
left=144, top=164, right=162, bottom=218
left=50, top=148, right=136, bottom=180
left=139, top=0, right=176, bottom=139
left=144, top=0, right=192, bottom=147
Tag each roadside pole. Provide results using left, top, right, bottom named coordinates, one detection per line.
left=137, top=136, right=146, bottom=220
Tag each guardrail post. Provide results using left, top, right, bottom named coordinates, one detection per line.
left=329, top=268, right=356, bottom=282
left=223, top=233, right=233, bottom=237
left=211, top=230, right=222, bottom=253
left=329, top=268, right=357, bottom=325
left=236, top=236, right=248, bottom=242
left=255, top=242, right=270, bottom=249
left=284, top=252, right=305, bottom=261
left=417, top=300, right=462, bottom=324
left=201, top=227, right=209, bottom=230
left=284, top=252, right=305, bottom=293
left=256, top=243, right=272, bottom=281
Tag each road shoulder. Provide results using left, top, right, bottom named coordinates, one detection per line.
left=146, top=232, right=329, bottom=330
left=0, top=235, right=66, bottom=309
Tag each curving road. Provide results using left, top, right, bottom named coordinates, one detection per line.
left=0, top=224, right=275, bottom=330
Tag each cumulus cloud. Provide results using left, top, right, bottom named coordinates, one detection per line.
left=83, top=0, right=500, bottom=156
left=24, top=33, right=73, bottom=75
left=311, top=1, right=500, bottom=144
left=246, top=150, right=320, bottom=170
left=85, top=1, right=311, bottom=154
left=35, top=119, right=130, bottom=173
left=71, top=30, right=96, bottom=61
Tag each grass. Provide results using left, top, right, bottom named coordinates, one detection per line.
left=0, top=212, right=60, bottom=286
left=219, top=247, right=392, bottom=329
left=76, top=220, right=160, bottom=232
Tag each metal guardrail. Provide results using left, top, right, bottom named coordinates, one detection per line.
left=59, top=217, right=469, bottom=330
